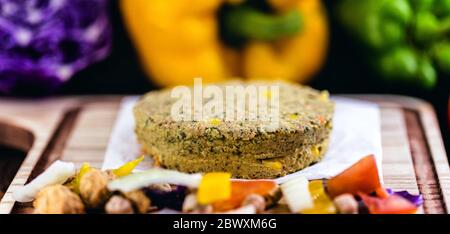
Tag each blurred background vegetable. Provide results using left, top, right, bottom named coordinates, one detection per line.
left=0, top=0, right=447, bottom=153
left=337, top=0, right=450, bottom=89
left=0, top=0, right=111, bottom=94
left=120, top=0, right=328, bottom=87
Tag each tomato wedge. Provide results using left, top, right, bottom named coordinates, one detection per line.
left=212, top=180, right=277, bottom=212
left=327, top=155, right=381, bottom=198
left=359, top=193, right=418, bottom=214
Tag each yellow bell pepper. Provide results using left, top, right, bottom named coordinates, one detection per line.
left=120, top=0, right=328, bottom=87
left=301, top=180, right=336, bottom=214
left=197, top=172, right=232, bottom=205
left=69, top=163, right=91, bottom=194
left=112, top=155, right=145, bottom=177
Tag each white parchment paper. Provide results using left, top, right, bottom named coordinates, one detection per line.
left=102, top=96, right=383, bottom=184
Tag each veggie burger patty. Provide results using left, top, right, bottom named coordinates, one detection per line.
left=134, top=81, right=334, bottom=179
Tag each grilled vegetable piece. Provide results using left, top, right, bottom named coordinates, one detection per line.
left=359, top=193, right=418, bottom=214
left=197, top=173, right=232, bottom=205
left=301, top=180, right=336, bottom=214
left=280, top=176, right=314, bottom=213
left=212, top=180, right=278, bottom=211
left=112, top=156, right=145, bottom=177
left=13, top=161, right=75, bottom=202
left=107, top=169, right=203, bottom=193
left=326, top=155, right=381, bottom=198
left=68, top=162, right=91, bottom=194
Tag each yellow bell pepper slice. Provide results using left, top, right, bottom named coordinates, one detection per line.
left=301, top=180, right=337, bottom=214
left=70, top=162, right=91, bottom=194
left=113, top=156, right=145, bottom=177
left=197, top=172, right=232, bottom=205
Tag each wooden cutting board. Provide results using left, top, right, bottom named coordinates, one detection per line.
left=0, top=95, right=448, bottom=214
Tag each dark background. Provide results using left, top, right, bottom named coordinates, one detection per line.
left=57, top=0, right=449, bottom=154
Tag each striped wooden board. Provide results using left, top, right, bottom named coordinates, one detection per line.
left=0, top=95, right=448, bottom=214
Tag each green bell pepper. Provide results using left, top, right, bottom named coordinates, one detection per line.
left=338, top=0, right=450, bottom=89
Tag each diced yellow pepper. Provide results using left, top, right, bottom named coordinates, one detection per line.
left=289, top=113, right=299, bottom=120
left=113, top=156, right=145, bottom=177
left=263, top=161, right=283, bottom=171
left=301, top=180, right=337, bottom=214
left=311, top=146, right=321, bottom=157
left=209, top=118, right=222, bottom=126
left=197, top=172, right=232, bottom=205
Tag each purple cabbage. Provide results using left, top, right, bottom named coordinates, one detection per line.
left=144, top=185, right=189, bottom=211
left=386, top=189, right=424, bottom=207
left=0, top=0, right=111, bottom=94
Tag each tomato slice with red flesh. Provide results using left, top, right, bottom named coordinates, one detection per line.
left=359, top=193, right=418, bottom=214
left=326, top=155, right=381, bottom=198
left=212, top=180, right=277, bottom=212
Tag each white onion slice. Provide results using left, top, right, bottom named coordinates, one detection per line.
left=280, top=176, right=313, bottom=213
left=13, top=160, right=75, bottom=202
left=107, top=168, right=203, bottom=193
